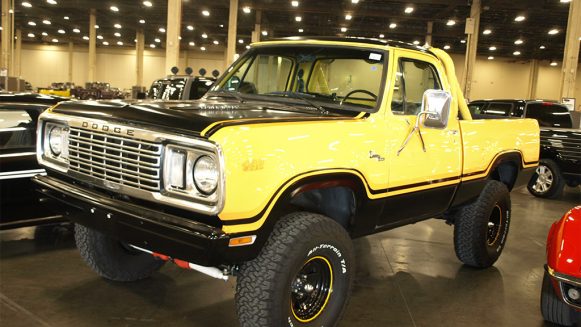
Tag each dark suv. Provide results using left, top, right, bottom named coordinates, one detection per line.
left=468, top=99, right=580, bottom=198
left=468, top=100, right=573, bottom=128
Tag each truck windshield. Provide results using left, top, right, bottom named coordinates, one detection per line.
left=149, top=78, right=187, bottom=100
left=212, top=45, right=387, bottom=112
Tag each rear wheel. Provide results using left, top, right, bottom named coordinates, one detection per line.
left=236, top=212, right=354, bottom=327
left=541, top=271, right=578, bottom=326
left=453, top=180, right=511, bottom=268
left=527, top=159, right=565, bottom=199
left=74, top=224, right=165, bottom=282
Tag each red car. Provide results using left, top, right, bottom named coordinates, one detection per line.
left=542, top=206, right=581, bottom=326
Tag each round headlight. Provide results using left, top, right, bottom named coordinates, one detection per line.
left=193, top=155, right=219, bottom=195
left=48, top=126, right=63, bottom=156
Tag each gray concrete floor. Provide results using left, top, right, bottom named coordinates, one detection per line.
left=1, top=186, right=579, bottom=327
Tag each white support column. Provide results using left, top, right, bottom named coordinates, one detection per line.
left=425, top=21, right=433, bottom=46
left=252, top=10, right=262, bottom=43
left=461, top=0, right=481, bottom=100
left=68, top=42, right=74, bottom=83
left=527, top=59, right=539, bottom=100
left=1, top=0, right=12, bottom=80
left=88, top=9, right=97, bottom=82
left=136, top=29, right=144, bottom=87
left=165, top=0, right=182, bottom=74
left=15, top=29, right=21, bottom=78
left=559, top=0, right=581, bottom=110
left=226, top=0, right=239, bottom=66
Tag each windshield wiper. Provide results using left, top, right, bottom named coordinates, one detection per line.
left=266, top=91, right=328, bottom=114
left=207, top=89, right=245, bottom=103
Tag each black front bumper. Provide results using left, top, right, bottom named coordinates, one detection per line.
left=33, top=175, right=252, bottom=267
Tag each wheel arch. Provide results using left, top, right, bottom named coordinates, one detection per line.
left=489, top=152, right=523, bottom=191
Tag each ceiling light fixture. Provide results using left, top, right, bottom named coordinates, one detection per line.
left=389, top=23, right=397, bottom=29
left=550, top=61, right=558, bottom=66
left=202, top=33, right=208, bottom=38
left=352, top=0, right=359, bottom=3
left=42, top=20, right=51, bottom=25
left=103, top=41, right=109, bottom=45
left=110, top=6, right=119, bottom=12
left=341, top=27, right=347, bottom=32
left=446, top=20, right=456, bottom=26
left=514, top=39, right=523, bottom=45
left=514, top=15, right=525, bottom=22
left=243, top=6, right=251, bottom=13
left=405, top=7, right=414, bottom=14
left=298, top=28, right=304, bottom=33
left=95, top=25, right=99, bottom=29
left=58, top=29, right=65, bottom=34
left=52, top=38, right=58, bottom=43
left=97, top=35, right=103, bottom=40
left=114, top=23, right=122, bottom=29
left=159, top=27, right=166, bottom=33
left=262, top=30, right=268, bottom=36
left=444, top=45, right=451, bottom=50
left=117, top=41, right=123, bottom=46
left=22, top=2, right=32, bottom=8
left=413, top=40, right=420, bottom=45
left=201, top=46, right=206, bottom=51
left=379, top=34, right=385, bottom=38
left=202, top=10, right=210, bottom=16
left=143, top=1, right=153, bottom=7
left=483, top=29, right=491, bottom=35
left=27, top=33, right=35, bottom=37
left=488, top=56, right=494, bottom=60
left=295, top=16, right=302, bottom=22
left=489, top=46, right=497, bottom=51
left=345, top=14, right=352, bottom=20
left=139, top=19, right=146, bottom=24
left=64, top=16, right=69, bottom=20
left=539, top=45, right=546, bottom=49
left=28, top=21, right=36, bottom=26
left=46, top=0, right=57, bottom=4
left=150, top=44, right=156, bottom=48
left=189, top=41, right=195, bottom=46
left=238, top=39, right=244, bottom=43
left=213, top=40, right=219, bottom=45
left=83, top=36, right=89, bottom=40
left=548, top=29, right=559, bottom=35
left=73, top=28, right=80, bottom=33
left=114, top=32, right=121, bottom=37
left=291, top=1, right=299, bottom=7
left=513, top=51, right=521, bottom=56
left=460, top=39, right=466, bottom=43
left=187, top=25, right=194, bottom=30
left=154, top=38, right=161, bottom=43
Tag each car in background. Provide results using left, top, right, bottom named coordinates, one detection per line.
left=148, top=75, right=215, bottom=100
left=468, top=99, right=580, bottom=198
left=0, top=93, right=69, bottom=229
left=541, top=206, right=581, bottom=327
left=468, top=99, right=572, bottom=128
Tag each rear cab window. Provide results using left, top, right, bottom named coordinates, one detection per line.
left=525, top=103, right=573, bottom=128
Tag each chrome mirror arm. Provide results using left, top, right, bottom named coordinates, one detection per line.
left=397, top=111, right=435, bottom=156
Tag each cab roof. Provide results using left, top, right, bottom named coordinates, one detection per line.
left=265, top=36, right=432, bottom=53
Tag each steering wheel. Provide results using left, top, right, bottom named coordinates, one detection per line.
left=340, top=89, right=378, bottom=105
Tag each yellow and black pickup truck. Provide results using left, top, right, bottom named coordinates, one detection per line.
left=33, top=37, right=539, bottom=327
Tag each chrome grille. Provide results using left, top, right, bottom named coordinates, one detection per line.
left=68, top=127, right=162, bottom=192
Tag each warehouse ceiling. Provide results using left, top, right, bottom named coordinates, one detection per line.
left=6, top=0, right=574, bottom=62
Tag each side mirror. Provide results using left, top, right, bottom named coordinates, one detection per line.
left=421, top=89, right=452, bottom=129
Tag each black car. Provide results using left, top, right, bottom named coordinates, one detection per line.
left=468, top=99, right=580, bottom=198
left=468, top=99, right=573, bottom=128
left=0, top=93, right=69, bottom=229
left=148, top=75, right=215, bottom=100
left=528, top=128, right=581, bottom=198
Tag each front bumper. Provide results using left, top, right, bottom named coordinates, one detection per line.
left=33, top=175, right=257, bottom=267
left=546, top=265, right=581, bottom=311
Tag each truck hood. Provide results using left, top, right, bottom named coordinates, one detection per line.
left=51, top=98, right=357, bottom=137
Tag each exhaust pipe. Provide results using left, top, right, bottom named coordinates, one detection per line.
left=129, top=245, right=229, bottom=281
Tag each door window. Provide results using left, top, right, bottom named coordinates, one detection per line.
left=392, top=59, right=442, bottom=115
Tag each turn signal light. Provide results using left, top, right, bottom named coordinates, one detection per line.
left=229, top=236, right=256, bottom=247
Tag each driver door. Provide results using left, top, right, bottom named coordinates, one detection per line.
left=378, top=50, right=462, bottom=227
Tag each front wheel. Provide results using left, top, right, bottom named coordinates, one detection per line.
left=527, top=159, right=565, bottom=199
left=74, top=224, right=165, bottom=282
left=453, top=180, right=511, bottom=268
left=541, top=271, right=578, bottom=326
left=236, top=212, right=354, bottom=327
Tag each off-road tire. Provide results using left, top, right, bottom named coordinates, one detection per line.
left=74, top=224, right=165, bottom=282
left=541, top=271, right=577, bottom=326
left=527, top=159, right=565, bottom=199
left=236, top=212, right=354, bottom=327
left=453, top=180, right=511, bottom=268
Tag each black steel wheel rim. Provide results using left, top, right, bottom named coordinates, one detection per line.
left=290, top=256, right=333, bottom=322
left=487, top=205, right=503, bottom=246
